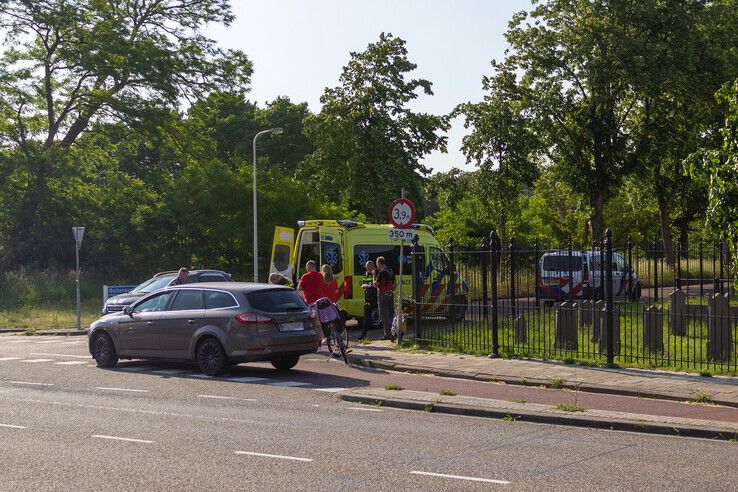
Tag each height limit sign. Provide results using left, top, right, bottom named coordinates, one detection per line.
left=388, top=198, right=415, bottom=229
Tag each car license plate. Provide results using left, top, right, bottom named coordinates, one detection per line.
left=545, top=278, right=560, bottom=285
left=279, top=321, right=304, bottom=332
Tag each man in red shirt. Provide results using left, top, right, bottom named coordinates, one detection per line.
left=298, top=260, right=324, bottom=303
left=297, top=260, right=326, bottom=345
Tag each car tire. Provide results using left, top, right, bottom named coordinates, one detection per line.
left=196, top=337, right=227, bottom=376
left=270, top=355, right=300, bottom=371
left=92, top=332, right=118, bottom=368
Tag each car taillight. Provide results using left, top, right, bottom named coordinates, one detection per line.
left=235, top=312, right=273, bottom=325
left=343, top=276, right=352, bottom=299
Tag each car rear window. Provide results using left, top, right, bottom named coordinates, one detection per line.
left=245, top=289, right=307, bottom=313
left=542, top=255, right=583, bottom=272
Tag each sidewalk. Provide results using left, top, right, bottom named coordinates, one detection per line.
left=347, top=341, right=738, bottom=407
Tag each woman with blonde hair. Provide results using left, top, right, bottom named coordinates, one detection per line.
left=321, top=264, right=339, bottom=302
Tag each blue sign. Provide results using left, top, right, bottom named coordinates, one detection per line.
left=103, top=285, right=137, bottom=302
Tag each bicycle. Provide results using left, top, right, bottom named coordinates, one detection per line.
left=315, top=297, right=348, bottom=363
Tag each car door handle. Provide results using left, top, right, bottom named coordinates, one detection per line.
left=147, top=321, right=155, bottom=326
left=187, top=319, right=200, bottom=325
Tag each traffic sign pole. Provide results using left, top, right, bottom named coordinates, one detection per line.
left=388, top=195, right=416, bottom=342
left=72, top=227, right=85, bottom=331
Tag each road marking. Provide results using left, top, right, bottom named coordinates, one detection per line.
left=31, top=353, right=90, bottom=359
left=0, top=423, right=27, bottom=429
left=54, top=361, right=88, bottom=365
left=8, top=381, right=54, bottom=386
left=91, top=435, right=153, bottom=444
left=96, top=387, right=149, bottom=393
left=7, top=340, right=29, bottom=344
left=151, top=369, right=188, bottom=376
left=227, top=377, right=269, bottom=383
left=410, top=471, right=510, bottom=485
left=268, top=381, right=312, bottom=387
left=198, top=395, right=257, bottom=402
left=22, top=359, right=55, bottom=363
left=347, top=407, right=383, bottom=412
left=313, top=387, right=343, bottom=393
left=36, top=340, right=63, bottom=344
left=0, top=357, right=21, bottom=361
left=234, top=451, right=312, bottom=462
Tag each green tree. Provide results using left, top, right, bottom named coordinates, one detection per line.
left=303, top=33, right=448, bottom=221
left=454, top=66, right=539, bottom=247
left=0, top=0, right=252, bottom=265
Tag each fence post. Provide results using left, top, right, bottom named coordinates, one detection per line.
left=445, top=237, right=456, bottom=326
left=481, top=235, right=489, bottom=320
left=534, top=237, right=540, bottom=308
left=627, top=236, right=633, bottom=298
left=719, top=239, right=725, bottom=295
left=568, top=237, right=574, bottom=302
left=509, top=237, right=516, bottom=317
left=653, top=235, right=659, bottom=303
left=699, top=239, right=704, bottom=298
left=599, top=237, right=605, bottom=301
left=411, top=234, right=422, bottom=342
left=605, top=229, right=614, bottom=365
left=676, top=235, right=682, bottom=291
left=489, top=231, right=500, bottom=358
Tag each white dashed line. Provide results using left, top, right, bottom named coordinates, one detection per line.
left=0, top=423, right=27, bottom=429
left=234, top=451, right=313, bottom=462
left=36, top=340, right=63, bottom=344
left=313, top=387, right=344, bottom=393
left=268, top=381, right=312, bottom=387
left=410, top=471, right=510, bottom=485
left=197, top=395, right=257, bottom=402
left=227, top=377, right=269, bottom=383
left=0, top=357, right=21, bottom=361
left=91, top=435, right=153, bottom=444
left=96, top=387, right=149, bottom=393
left=8, top=381, right=54, bottom=387
left=21, top=359, right=55, bottom=363
left=54, top=361, right=88, bottom=365
left=30, top=353, right=90, bottom=359
left=347, top=407, right=383, bottom=412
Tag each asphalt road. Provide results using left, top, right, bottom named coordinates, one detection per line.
left=1, top=334, right=737, bottom=491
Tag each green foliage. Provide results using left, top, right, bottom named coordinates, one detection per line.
left=303, top=33, right=449, bottom=221
left=384, top=384, right=403, bottom=391
left=554, top=403, right=585, bottom=412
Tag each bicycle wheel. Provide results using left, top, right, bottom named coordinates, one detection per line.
left=327, top=322, right=348, bottom=363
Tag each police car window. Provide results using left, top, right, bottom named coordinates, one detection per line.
left=133, top=292, right=172, bottom=313
left=320, top=242, right=342, bottom=274
left=170, top=289, right=204, bottom=311
left=542, top=255, right=583, bottom=271
left=273, top=244, right=290, bottom=272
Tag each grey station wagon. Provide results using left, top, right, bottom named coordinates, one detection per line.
left=88, top=283, right=317, bottom=375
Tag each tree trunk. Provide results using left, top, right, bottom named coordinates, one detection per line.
left=590, top=188, right=606, bottom=242
left=678, top=222, right=689, bottom=259
left=374, top=191, right=382, bottom=223
left=657, top=197, right=674, bottom=264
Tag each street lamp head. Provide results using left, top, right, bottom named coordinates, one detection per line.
left=270, top=127, right=283, bottom=135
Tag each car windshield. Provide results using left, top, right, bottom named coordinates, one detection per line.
left=132, top=275, right=176, bottom=294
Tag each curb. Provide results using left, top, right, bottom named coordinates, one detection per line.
left=346, top=352, right=738, bottom=409
left=0, top=329, right=87, bottom=337
left=338, top=391, right=738, bottom=441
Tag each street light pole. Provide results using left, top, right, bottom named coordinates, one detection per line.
left=252, top=127, right=283, bottom=283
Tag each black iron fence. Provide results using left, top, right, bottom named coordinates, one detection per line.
left=410, top=231, right=737, bottom=373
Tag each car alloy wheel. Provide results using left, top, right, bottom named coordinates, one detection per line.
left=197, top=338, right=226, bottom=376
left=93, top=333, right=118, bottom=368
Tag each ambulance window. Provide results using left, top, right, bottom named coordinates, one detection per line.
left=429, top=246, right=448, bottom=274
left=297, top=230, right=320, bottom=276
left=321, top=242, right=342, bottom=274
left=273, top=245, right=290, bottom=272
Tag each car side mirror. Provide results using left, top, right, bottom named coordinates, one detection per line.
left=123, top=305, right=133, bottom=317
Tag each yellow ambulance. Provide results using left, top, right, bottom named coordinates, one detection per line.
left=269, top=219, right=468, bottom=327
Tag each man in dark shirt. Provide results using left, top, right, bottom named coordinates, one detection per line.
left=170, top=267, right=189, bottom=285
left=359, top=260, right=377, bottom=340
left=374, top=256, right=396, bottom=341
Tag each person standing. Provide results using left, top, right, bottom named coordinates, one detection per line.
left=359, top=260, right=377, bottom=340
left=374, top=256, right=396, bottom=341
left=171, top=267, right=189, bottom=285
left=297, top=260, right=326, bottom=345
left=321, top=264, right=339, bottom=302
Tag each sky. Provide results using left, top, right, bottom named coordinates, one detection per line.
left=206, top=0, right=532, bottom=174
